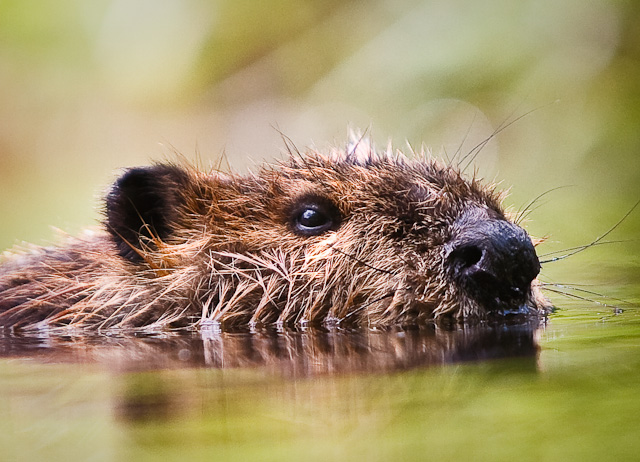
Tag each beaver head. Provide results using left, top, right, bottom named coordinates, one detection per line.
left=0, top=139, right=551, bottom=330
left=93, top=140, right=550, bottom=329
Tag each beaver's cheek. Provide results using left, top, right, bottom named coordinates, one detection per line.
left=443, top=217, right=541, bottom=315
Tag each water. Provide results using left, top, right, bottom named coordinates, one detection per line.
left=1, top=298, right=639, bottom=462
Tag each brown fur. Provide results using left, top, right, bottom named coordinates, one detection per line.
left=0, top=139, right=551, bottom=332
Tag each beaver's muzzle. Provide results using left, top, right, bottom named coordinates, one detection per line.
left=444, top=211, right=541, bottom=315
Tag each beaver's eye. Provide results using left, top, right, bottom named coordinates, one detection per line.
left=294, top=206, right=332, bottom=235
left=300, top=207, right=327, bottom=228
left=289, top=199, right=341, bottom=236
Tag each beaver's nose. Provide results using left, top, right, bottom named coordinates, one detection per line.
left=445, top=216, right=540, bottom=314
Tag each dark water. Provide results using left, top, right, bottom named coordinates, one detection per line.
left=0, top=322, right=540, bottom=375
left=1, top=302, right=639, bottom=462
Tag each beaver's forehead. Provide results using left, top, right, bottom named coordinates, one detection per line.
left=347, top=163, right=484, bottom=203
left=263, top=157, right=500, bottom=211
left=275, top=158, right=461, bottom=188
left=351, top=168, right=503, bottom=220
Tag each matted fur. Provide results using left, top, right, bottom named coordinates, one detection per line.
left=0, top=140, right=551, bottom=332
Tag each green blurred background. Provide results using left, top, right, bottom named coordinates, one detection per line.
left=1, top=3, right=640, bottom=460
left=0, top=0, right=638, bottom=293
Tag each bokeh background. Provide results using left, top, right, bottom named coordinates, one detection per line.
left=1, top=0, right=638, bottom=294
left=1, top=4, right=640, bottom=461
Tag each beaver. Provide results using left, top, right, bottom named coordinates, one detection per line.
left=0, top=138, right=551, bottom=332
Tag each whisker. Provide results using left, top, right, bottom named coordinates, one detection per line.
left=514, top=185, right=573, bottom=225
left=458, top=105, right=521, bottom=168
left=543, top=286, right=623, bottom=311
left=272, top=125, right=301, bottom=157
left=541, top=199, right=640, bottom=264
left=347, top=126, right=373, bottom=159
left=460, top=102, right=557, bottom=172
left=539, top=239, right=637, bottom=258
left=330, top=247, right=398, bottom=276
left=541, top=282, right=635, bottom=307
left=448, top=111, right=478, bottom=167
left=214, top=147, right=232, bottom=173
left=341, top=292, right=396, bottom=321
left=276, top=128, right=329, bottom=184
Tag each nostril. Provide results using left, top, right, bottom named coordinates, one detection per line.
left=445, top=213, right=543, bottom=316
left=449, top=245, right=483, bottom=271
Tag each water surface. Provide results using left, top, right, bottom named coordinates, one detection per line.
left=1, top=299, right=639, bottom=462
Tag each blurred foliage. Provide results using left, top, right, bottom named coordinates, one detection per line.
left=0, top=0, right=638, bottom=286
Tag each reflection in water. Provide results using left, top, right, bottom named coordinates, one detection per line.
left=0, top=321, right=542, bottom=376
left=0, top=321, right=543, bottom=424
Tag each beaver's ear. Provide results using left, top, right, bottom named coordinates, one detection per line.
left=105, top=164, right=190, bottom=262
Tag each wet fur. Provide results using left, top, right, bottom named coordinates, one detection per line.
left=0, top=140, right=551, bottom=332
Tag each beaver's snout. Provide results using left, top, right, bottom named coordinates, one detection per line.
left=445, top=212, right=541, bottom=315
